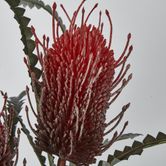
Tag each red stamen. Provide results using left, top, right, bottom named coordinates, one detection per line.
left=81, top=7, right=85, bottom=26
left=85, top=3, right=98, bottom=24
left=104, top=114, right=123, bottom=136
left=56, top=23, right=60, bottom=39
left=101, top=22, right=104, bottom=33
left=52, top=3, right=57, bottom=44
left=35, top=41, right=44, bottom=67
left=98, top=11, right=102, bottom=29
left=26, top=86, right=37, bottom=117
left=105, top=10, right=113, bottom=49
left=46, top=37, right=49, bottom=49
left=38, top=52, right=43, bottom=67
left=101, top=132, right=118, bottom=152
left=118, top=121, right=128, bottom=137
left=25, top=106, right=36, bottom=134
left=112, top=57, right=126, bottom=85
left=109, top=81, right=125, bottom=105
left=56, top=22, right=61, bottom=47
left=60, top=4, right=72, bottom=23
left=35, top=39, right=40, bottom=58
left=31, top=26, right=44, bottom=48
left=111, top=64, right=131, bottom=90
left=70, top=0, right=86, bottom=31
left=24, top=57, right=31, bottom=72
left=43, top=35, right=46, bottom=55
left=116, top=45, right=133, bottom=67
left=115, top=33, right=131, bottom=66
left=106, top=103, right=130, bottom=127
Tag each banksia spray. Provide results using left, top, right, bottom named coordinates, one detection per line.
left=0, top=92, right=20, bottom=166
left=26, top=1, right=133, bottom=165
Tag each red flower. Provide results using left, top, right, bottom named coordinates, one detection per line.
left=29, top=1, right=133, bottom=165
left=0, top=92, right=20, bottom=166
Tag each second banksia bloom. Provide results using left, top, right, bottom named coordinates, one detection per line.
left=26, top=1, right=133, bottom=165
left=0, top=92, right=20, bottom=166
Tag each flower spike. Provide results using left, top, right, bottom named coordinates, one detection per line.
left=28, top=1, right=133, bottom=165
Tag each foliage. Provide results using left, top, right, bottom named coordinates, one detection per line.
left=99, top=132, right=166, bottom=166
left=1, top=0, right=166, bottom=165
left=4, top=0, right=40, bottom=76
left=7, top=91, right=46, bottom=165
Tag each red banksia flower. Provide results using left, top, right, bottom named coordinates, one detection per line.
left=28, top=1, right=133, bottom=165
left=0, top=92, right=20, bottom=166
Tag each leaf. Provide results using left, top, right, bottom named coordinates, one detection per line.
left=7, top=90, right=26, bottom=114
left=98, top=161, right=111, bottom=166
left=47, top=153, right=54, bottom=166
left=32, top=67, right=42, bottom=80
left=69, top=162, right=76, bottom=166
left=4, top=0, right=43, bottom=98
left=106, top=132, right=166, bottom=165
left=4, top=0, right=38, bottom=69
left=6, top=91, right=46, bottom=166
left=19, top=0, right=66, bottom=32
left=116, top=133, right=142, bottom=142
left=6, top=91, right=26, bottom=147
left=110, top=158, right=120, bottom=166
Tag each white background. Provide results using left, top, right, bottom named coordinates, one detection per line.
left=0, top=0, right=166, bottom=165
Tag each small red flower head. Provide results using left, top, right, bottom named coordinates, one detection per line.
left=0, top=92, right=20, bottom=166
left=30, top=1, right=133, bottom=165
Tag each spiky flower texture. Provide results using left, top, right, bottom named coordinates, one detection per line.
left=0, top=92, right=20, bottom=166
left=29, top=1, right=133, bottom=165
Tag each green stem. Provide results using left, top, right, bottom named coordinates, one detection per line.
left=47, top=153, right=54, bottom=166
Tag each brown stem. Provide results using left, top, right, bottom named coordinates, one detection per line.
left=57, top=158, right=66, bottom=166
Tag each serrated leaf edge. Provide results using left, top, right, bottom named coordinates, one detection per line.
left=107, top=132, right=166, bottom=165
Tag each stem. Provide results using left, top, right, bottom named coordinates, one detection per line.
left=57, top=158, right=66, bottom=166
left=47, top=153, right=54, bottom=166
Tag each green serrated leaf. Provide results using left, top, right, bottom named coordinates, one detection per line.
left=103, top=139, right=109, bottom=146
left=8, top=90, right=26, bottom=113
left=5, top=0, right=38, bottom=69
left=32, top=67, right=42, bottom=80
left=156, top=132, right=166, bottom=140
left=114, top=150, right=122, bottom=157
left=18, top=91, right=26, bottom=99
left=29, top=53, right=38, bottom=67
left=14, top=7, right=25, bottom=16
left=107, top=155, right=114, bottom=164
left=47, top=153, right=54, bottom=166
left=21, top=16, right=31, bottom=26
left=24, top=27, right=33, bottom=39
left=109, top=158, right=120, bottom=166
left=26, top=39, right=35, bottom=53
left=132, top=140, right=143, bottom=148
left=107, top=132, right=166, bottom=165
left=69, top=162, right=76, bottom=166
left=45, top=4, right=52, bottom=12
left=98, top=161, right=111, bottom=166
left=123, top=146, right=132, bottom=152
left=116, top=133, right=142, bottom=142
left=143, top=135, right=156, bottom=144
left=6, top=91, right=26, bottom=148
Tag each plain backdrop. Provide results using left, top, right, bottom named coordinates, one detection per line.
left=0, top=0, right=166, bottom=166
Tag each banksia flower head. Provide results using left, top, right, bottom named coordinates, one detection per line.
left=27, top=0, right=133, bottom=165
left=0, top=92, right=20, bottom=166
